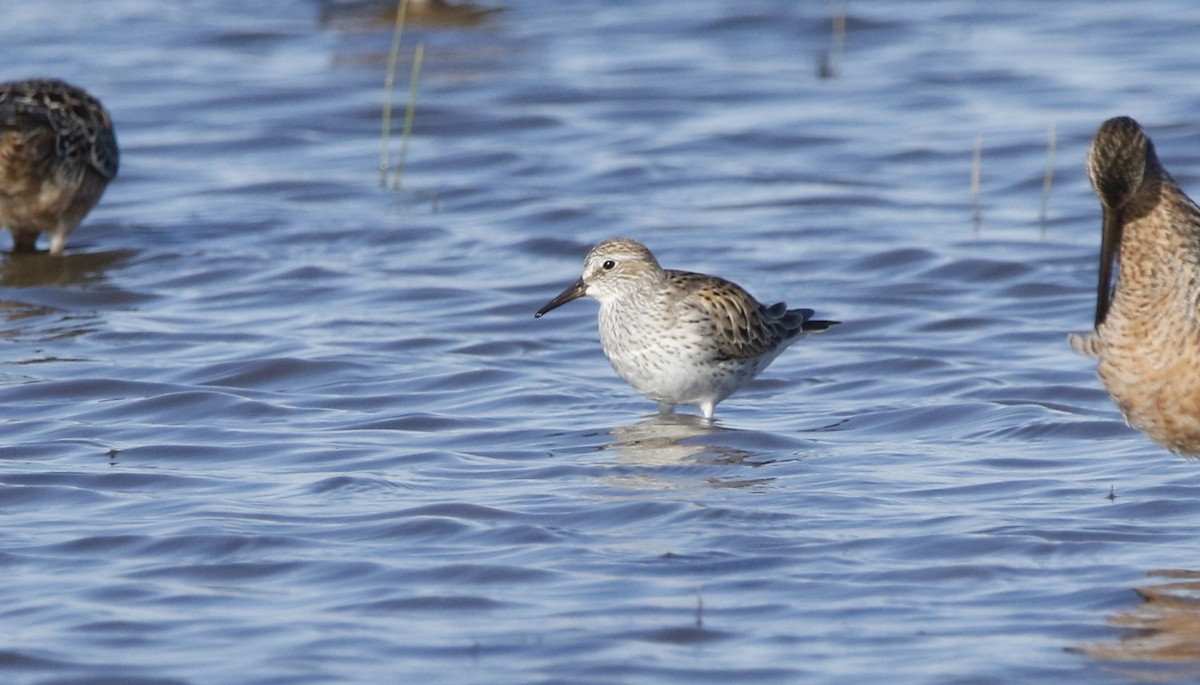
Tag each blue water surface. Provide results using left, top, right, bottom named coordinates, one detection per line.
left=4, top=1, right=1200, bottom=683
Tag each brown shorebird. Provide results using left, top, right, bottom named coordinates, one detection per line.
left=0, top=79, right=118, bottom=255
left=1070, top=116, right=1200, bottom=455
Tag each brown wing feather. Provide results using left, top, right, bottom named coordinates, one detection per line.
left=663, top=270, right=799, bottom=361
left=0, top=80, right=119, bottom=181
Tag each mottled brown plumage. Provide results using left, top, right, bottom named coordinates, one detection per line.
left=536, top=238, right=837, bottom=418
left=1070, top=116, right=1200, bottom=454
left=659, top=270, right=827, bottom=362
left=0, top=79, right=118, bottom=255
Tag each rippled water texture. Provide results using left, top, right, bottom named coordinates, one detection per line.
left=5, top=1, right=1200, bottom=683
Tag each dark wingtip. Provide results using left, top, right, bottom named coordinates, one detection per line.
left=802, top=319, right=840, bottom=332
left=782, top=307, right=839, bottom=332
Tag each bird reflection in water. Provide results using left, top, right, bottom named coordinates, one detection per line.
left=0, top=249, right=132, bottom=346
left=319, top=0, right=503, bottom=32
left=1080, top=570, right=1200, bottom=680
left=1, top=248, right=130, bottom=288
left=601, top=414, right=777, bottom=490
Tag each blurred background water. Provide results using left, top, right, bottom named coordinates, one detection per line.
left=4, top=1, right=1200, bottom=683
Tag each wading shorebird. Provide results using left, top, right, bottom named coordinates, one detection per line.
left=535, top=238, right=838, bottom=419
left=1070, top=116, right=1200, bottom=455
left=0, top=78, right=119, bottom=255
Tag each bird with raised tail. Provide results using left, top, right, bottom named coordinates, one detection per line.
left=535, top=238, right=838, bottom=419
left=1070, top=116, right=1200, bottom=455
left=0, top=78, right=119, bottom=255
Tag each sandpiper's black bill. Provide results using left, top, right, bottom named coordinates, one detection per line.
left=1094, top=206, right=1123, bottom=328
left=534, top=279, right=587, bottom=318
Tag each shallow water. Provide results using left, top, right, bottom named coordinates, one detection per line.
left=5, top=1, right=1200, bottom=683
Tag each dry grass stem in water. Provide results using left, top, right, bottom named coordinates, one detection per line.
left=379, top=0, right=411, bottom=186
left=818, top=0, right=846, bottom=78
left=392, top=42, right=425, bottom=190
left=1040, top=118, right=1056, bottom=226
left=971, top=136, right=982, bottom=230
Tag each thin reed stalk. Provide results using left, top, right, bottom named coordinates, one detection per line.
left=379, top=0, right=411, bottom=186
left=819, top=0, right=846, bottom=78
left=392, top=42, right=425, bottom=190
left=830, top=0, right=845, bottom=75
left=1040, top=118, right=1056, bottom=226
left=971, top=136, right=982, bottom=231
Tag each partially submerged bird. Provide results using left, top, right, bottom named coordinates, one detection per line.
left=1070, top=116, right=1200, bottom=454
left=535, top=238, right=838, bottom=419
left=0, top=78, right=119, bottom=255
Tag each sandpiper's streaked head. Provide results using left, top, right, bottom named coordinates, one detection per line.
left=0, top=78, right=119, bottom=255
left=535, top=238, right=663, bottom=317
left=536, top=238, right=838, bottom=419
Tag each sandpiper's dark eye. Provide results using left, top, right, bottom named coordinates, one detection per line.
left=602, top=260, right=615, bottom=270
